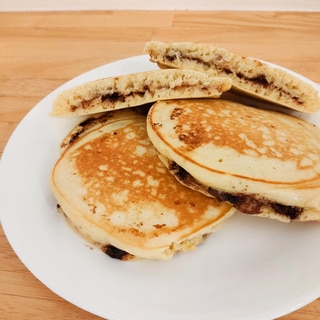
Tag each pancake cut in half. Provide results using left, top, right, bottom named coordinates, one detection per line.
left=147, top=99, right=320, bottom=222
left=144, top=41, right=320, bottom=113
left=52, top=68, right=232, bottom=117
left=50, top=109, right=235, bottom=260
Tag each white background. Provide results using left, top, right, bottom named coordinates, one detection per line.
left=1, top=0, right=320, bottom=11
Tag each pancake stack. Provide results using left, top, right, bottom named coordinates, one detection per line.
left=50, top=41, right=320, bottom=260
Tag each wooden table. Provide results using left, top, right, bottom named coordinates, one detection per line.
left=1, top=10, right=319, bottom=320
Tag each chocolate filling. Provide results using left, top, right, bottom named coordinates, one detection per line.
left=73, top=82, right=203, bottom=112
left=163, top=54, right=303, bottom=104
left=169, top=161, right=303, bottom=220
left=102, top=244, right=133, bottom=260
left=101, top=92, right=125, bottom=102
left=236, top=73, right=269, bottom=86
left=208, top=188, right=303, bottom=220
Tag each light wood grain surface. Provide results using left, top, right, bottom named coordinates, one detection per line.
left=0, top=11, right=320, bottom=320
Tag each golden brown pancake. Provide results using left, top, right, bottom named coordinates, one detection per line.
left=144, top=41, right=320, bottom=113
left=146, top=99, right=320, bottom=222
left=52, top=68, right=231, bottom=117
left=50, top=109, right=235, bottom=260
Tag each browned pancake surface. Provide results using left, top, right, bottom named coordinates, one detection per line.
left=51, top=110, right=234, bottom=259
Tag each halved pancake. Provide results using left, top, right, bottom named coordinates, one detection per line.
left=52, top=68, right=231, bottom=116
left=144, top=41, right=320, bottom=113
left=50, top=109, right=235, bottom=260
left=147, top=99, right=320, bottom=222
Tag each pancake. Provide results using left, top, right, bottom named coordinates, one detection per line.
left=50, top=109, right=235, bottom=260
left=146, top=99, right=320, bottom=222
left=144, top=41, right=320, bottom=113
left=52, top=68, right=231, bottom=117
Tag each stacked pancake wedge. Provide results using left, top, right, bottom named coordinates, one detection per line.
left=52, top=68, right=231, bottom=116
left=144, top=41, right=320, bottom=113
left=51, top=109, right=235, bottom=260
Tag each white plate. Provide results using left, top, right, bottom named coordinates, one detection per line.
left=1, top=55, right=320, bottom=320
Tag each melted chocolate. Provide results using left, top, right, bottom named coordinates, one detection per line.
left=170, top=161, right=303, bottom=220
left=102, top=245, right=132, bottom=260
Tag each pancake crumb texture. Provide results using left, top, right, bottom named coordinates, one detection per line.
left=52, top=69, right=231, bottom=116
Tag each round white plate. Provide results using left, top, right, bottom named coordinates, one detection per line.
left=1, top=55, right=320, bottom=320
